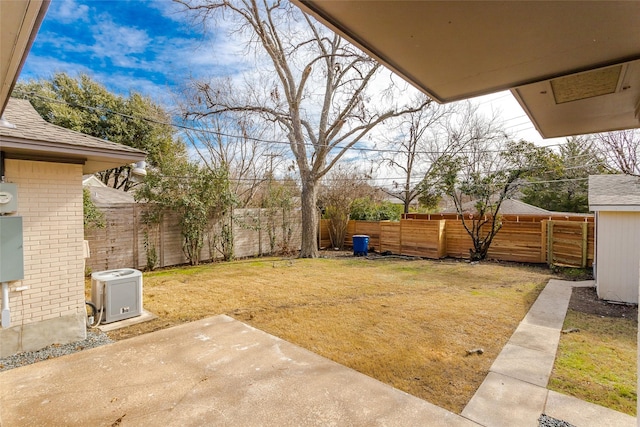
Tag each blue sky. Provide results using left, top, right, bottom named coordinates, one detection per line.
left=19, top=0, right=561, bottom=147
left=19, top=0, right=246, bottom=105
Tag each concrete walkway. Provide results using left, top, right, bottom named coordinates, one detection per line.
left=462, top=279, right=636, bottom=427
left=0, top=279, right=636, bottom=426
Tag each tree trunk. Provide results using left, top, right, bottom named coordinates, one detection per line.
left=299, top=178, right=319, bottom=258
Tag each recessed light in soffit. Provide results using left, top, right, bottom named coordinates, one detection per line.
left=550, top=65, right=623, bottom=104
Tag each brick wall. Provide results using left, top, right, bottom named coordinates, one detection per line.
left=0, top=159, right=85, bottom=356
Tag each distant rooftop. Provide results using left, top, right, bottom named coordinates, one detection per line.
left=83, top=175, right=136, bottom=206
left=441, top=198, right=551, bottom=216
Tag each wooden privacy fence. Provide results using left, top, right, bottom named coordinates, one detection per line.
left=85, top=204, right=302, bottom=272
left=319, top=214, right=594, bottom=267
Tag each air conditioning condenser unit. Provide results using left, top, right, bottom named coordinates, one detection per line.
left=91, top=268, right=143, bottom=324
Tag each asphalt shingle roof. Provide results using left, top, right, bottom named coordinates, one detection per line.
left=589, top=174, right=640, bottom=207
left=0, top=98, right=145, bottom=156
left=441, top=198, right=551, bottom=215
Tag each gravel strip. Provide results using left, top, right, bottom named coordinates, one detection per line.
left=0, top=330, right=113, bottom=372
left=539, top=414, right=576, bottom=427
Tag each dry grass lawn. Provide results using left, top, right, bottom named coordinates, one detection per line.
left=97, top=256, right=550, bottom=413
left=549, top=287, right=637, bottom=416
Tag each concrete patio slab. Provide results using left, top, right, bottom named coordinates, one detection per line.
left=0, top=315, right=478, bottom=427
left=545, top=390, right=635, bottom=427
left=508, top=322, right=559, bottom=354
left=461, top=372, right=548, bottom=427
left=489, top=343, right=556, bottom=387
left=97, top=310, right=157, bottom=332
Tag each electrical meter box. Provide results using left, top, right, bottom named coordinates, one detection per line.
left=91, top=269, right=143, bottom=323
left=0, top=183, right=18, bottom=214
left=0, top=216, right=24, bottom=282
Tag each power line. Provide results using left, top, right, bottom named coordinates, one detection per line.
left=16, top=90, right=574, bottom=157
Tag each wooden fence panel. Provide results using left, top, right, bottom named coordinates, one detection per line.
left=487, top=221, right=544, bottom=263
left=445, top=221, right=475, bottom=258
left=335, top=216, right=593, bottom=266
left=405, top=213, right=594, bottom=223
left=343, top=220, right=357, bottom=249
left=86, top=204, right=301, bottom=272
left=319, top=219, right=331, bottom=249
left=379, top=221, right=401, bottom=254
left=160, top=211, right=189, bottom=267
left=85, top=205, right=136, bottom=272
left=400, top=219, right=446, bottom=258
left=587, top=222, right=595, bottom=267
left=353, top=221, right=381, bottom=250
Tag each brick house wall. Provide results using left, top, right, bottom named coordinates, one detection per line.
left=0, top=159, right=86, bottom=357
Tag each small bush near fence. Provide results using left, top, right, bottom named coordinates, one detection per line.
left=320, top=214, right=594, bottom=268
left=85, top=204, right=301, bottom=272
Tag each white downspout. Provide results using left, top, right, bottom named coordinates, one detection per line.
left=1, top=282, right=10, bottom=328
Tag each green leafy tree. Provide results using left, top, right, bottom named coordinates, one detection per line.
left=136, top=161, right=236, bottom=265
left=435, top=140, right=551, bottom=261
left=349, top=198, right=402, bottom=221
left=522, top=136, right=605, bottom=213
left=262, top=175, right=298, bottom=254
left=319, top=166, right=373, bottom=250
left=83, top=188, right=105, bottom=229
left=13, top=73, right=186, bottom=190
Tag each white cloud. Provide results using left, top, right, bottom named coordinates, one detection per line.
left=47, top=0, right=90, bottom=24
left=17, top=55, right=94, bottom=81
left=89, top=14, right=151, bottom=68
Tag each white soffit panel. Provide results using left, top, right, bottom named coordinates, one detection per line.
left=513, top=60, right=640, bottom=138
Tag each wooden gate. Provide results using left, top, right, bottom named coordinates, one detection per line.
left=546, top=220, right=590, bottom=268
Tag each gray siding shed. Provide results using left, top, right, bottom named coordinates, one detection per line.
left=589, top=175, right=640, bottom=304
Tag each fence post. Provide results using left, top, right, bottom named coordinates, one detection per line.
left=399, top=219, right=404, bottom=256
left=158, top=214, right=162, bottom=267
left=540, top=220, right=547, bottom=263
left=132, top=204, right=139, bottom=269
left=581, top=222, right=588, bottom=268
left=547, top=221, right=554, bottom=266
left=258, top=208, right=262, bottom=256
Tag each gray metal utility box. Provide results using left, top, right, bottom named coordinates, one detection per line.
left=91, top=268, right=143, bottom=323
left=0, top=216, right=24, bottom=282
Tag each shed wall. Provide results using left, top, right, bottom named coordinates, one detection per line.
left=595, top=211, right=640, bottom=303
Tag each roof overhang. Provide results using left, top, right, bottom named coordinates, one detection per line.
left=0, top=0, right=49, bottom=115
left=1, top=136, right=146, bottom=174
left=293, top=1, right=640, bottom=138
left=590, top=205, right=640, bottom=213
left=1, top=98, right=146, bottom=174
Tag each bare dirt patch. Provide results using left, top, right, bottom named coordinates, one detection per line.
left=568, top=286, right=637, bottom=319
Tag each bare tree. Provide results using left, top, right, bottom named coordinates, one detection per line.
left=379, top=96, right=467, bottom=213
left=408, top=101, right=509, bottom=211
left=318, top=165, right=373, bottom=250
left=175, top=0, right=427, bottom=257
left=593, top=129, right=640, bottom=176
left=180, top=99, right=286, bottom=208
